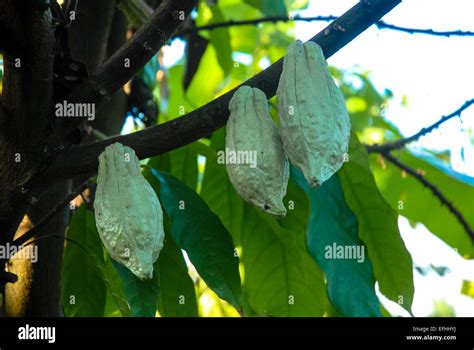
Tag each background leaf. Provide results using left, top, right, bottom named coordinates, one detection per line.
left=338, top=134, right=414, bottom=311
left=370, top=150, right=474, bottom=256
left=62, top=205, right=106, bottom=317
left=243, top=0, right=287, bottom=16
left=209, top=7, right=232, bottom=76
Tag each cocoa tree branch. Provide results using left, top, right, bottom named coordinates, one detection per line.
left=367, top=99, right=474, bottom=153
left=12, top=181, right=91, bottom=248
left=55, top=0, right=198, bottom=139
left=28, top=0, right=402, bottom=192
left=375, top=20, right=474, bottom=37
left=374, top=151, right=474, bottom=241
left=173, top=16, right=474, bottom=38
left=172, top=15, right=338, bottom=37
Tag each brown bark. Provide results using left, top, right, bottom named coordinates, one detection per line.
left=5, top=181, right=71, bottom=317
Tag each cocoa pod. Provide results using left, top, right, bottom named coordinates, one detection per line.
left=226, top=86, right=289, bottom=217
left=94, top=142, right=164, bottom=280
left=277, top=40, right=351, bottom=187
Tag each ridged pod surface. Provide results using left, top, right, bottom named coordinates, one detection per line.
left=94, top=142, right=164, bottom=280
left=277, top=40, right=351, bottom=187
left=226, top=86, right=289, bottom=217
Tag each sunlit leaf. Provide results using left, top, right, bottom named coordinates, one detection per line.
left=339, top=134, right=414, bottom=311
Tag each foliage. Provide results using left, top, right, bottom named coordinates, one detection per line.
left=60, top=0, right=472, bottom=317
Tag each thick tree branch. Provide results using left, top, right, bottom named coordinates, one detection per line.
left=173, top=16, right=474, bottom=38
left=28, top=0, right=402, bottom=192
left=367, top=99, right=474, bottom=153
left=12, top=181, right=90, bottom=248
left=376, top=151, right=474, bottom=241
left=55, top=0, right=198, bottom=140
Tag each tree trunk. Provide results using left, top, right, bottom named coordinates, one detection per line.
left=4, top=181, right=71, bottom=317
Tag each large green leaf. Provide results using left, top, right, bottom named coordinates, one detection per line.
left=112, top=260, right=160, bottom=317
left=143, top=166, right=199, bottom=317
left=157, top=230, right=199, bottom=317
left=240, top=207, right=327, bottom=316
left=186, top=45, right=225, bottom=108
left=164, top=64, right=195, bottom=121
left=338, top=134, right=414, bottom=311
left=153, top=170, right=242, bottom=309
left=209, top=7, right=232, bottom=77
left=199, top=131, right=245, bottom=242
left=213, top=1, right=259, bottom=54
left=199, top=130, right=327, bottom=316
left=292, top=168, right=382, bottom=317
left=169, top=146, right=198, bottom=191
left=370, top=150, right=474, bottom=256
left=62, top=205, right=107, bottom=317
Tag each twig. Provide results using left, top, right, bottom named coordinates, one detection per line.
left=172, top=15, right=338, bottom=37
left=173, top=16, right=474, bottom=38
left=379, top=151, right=474, bottom=241
left=367, top=99, right=474, bottom=153
left=28, top=0, right=402, bottom=191
left=376, top=20, right=474, bottom=37
left=12, top=181, right=90, bottom=248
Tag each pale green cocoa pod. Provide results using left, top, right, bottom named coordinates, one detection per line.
left=94, top=142, right=164, bottom=280
left=277, top=40, right=351, bottom=187
left=226, top=86, right=289, bottom=217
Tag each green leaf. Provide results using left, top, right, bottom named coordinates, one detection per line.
left=209, top=7, right=232, bottom=76
left=102, top=254, right=132, bottom=317
left=164, top=64, right=195, bottom=121
left=338, top=133, right=414, bottom=311
left=112, top=260, right=160, bottom=317
left=213, top=1, right=259, bottom=54
left=285, top=0, right=309, bottom=11
left=149, top=144, right=197, bottom=190
left=157, top=230, right=199, bottom=317
left=199, top=132, right=245, bottom=242
left=153, top=170, right=242, bottom=309
left=292, top=167, right=382, bottom=317
left=169, top=146, right=198, bottom=190
left=100, top=252, right=133, bottom=317
left=142, top=166, right=198, bottom=316
left=370, top=150, right=474, bottom=256
left=244, top=0, right=287, bottom=16
left=62, top=205, right=107, bottom=317
left=199, top=130, right=327, bottom=316
left=240, top=207, right=328, bottom=316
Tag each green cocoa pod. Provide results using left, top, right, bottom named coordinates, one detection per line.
left=94, top=142, right=164, bottom=280
left=226, top=86, right=289, bottom=217
left=277, top=40, right=351, bottom=187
